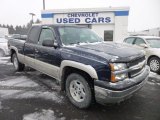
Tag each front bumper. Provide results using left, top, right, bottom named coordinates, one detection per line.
left=94, top=66, right=150, bottom=104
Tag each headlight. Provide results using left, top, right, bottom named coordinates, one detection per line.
left=114, top=73, right=128, bottom=81
left=111, top=63, right=127, bottom=71
left=110, top=63, right=128, bottom=83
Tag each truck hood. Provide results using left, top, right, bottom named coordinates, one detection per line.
left=63, top=42, right=144, bottom=63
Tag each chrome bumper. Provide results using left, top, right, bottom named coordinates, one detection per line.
left=94, top=66, right=150, bottom=104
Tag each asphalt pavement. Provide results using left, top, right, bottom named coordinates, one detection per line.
left=0, top=57, right=160, bottom=120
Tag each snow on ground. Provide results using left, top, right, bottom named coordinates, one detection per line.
left=0, top=74, right=63, bottom=103
left=0, top=76, right=39, bottom=87
left=147, top=72, right=160, bottom=86
left=149, top=72, right=160, bottom=80
left=0, top=57, right=63, bottom=105
left=0, top=57, right=12, bottom=65
left=0, top=75, right=63, bottom=103
left=23, top=109, right=65, bottom=120
left=0, top=57, right=10, bottom=60
left=0, top=101, right=2, bottom=110
left=0, top=90, right=62, bottom=103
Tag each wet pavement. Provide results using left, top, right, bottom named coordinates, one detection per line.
left=0, top=57, right=160, bottom=120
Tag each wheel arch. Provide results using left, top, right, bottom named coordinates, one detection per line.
left=60, top=60, right=98, bottom=91
left=147, top=55, right=160, bottom=65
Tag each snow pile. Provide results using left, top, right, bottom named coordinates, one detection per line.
left=147, top=72, right=160, bottom=86
left=0, top=57, right=12, bottom=65
left=0, top=90, right=20, bottom=99
left=149, top=72, right=160, bottom=80
left=23, top=109, right=65, bottom=120
left=0, top=76, right=39, bottom=87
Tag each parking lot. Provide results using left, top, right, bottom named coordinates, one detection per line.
left=0, top=57, right=160, bottom=120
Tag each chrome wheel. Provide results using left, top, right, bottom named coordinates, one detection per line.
left=66, top=73, right=92, bottom=108
left=12, top=53, right=25, bottom=71
left=13, top=55, right=18, bottom=70
left=150, top=59, right=160, bottom=72
left=69, top=80, right=86, bottom=102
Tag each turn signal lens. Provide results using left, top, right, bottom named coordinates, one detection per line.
left=110, top=64, right=115, bottom=71
left=111, top=73, right=117, bottom=83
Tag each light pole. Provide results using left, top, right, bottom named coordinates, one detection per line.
left=29, top=13, right=36, bottom=24
left=43, top=0, right=45, bottom=10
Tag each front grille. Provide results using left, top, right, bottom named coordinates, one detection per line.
left=128, top=56, right=146, bottom=78
left=130, top=64, right=145, bottom=77
left=128, top=56, right=145, bottom=67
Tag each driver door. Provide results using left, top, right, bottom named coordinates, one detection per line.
left=34, top=27, right=61, bottom=79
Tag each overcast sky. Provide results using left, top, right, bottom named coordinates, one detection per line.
left=0, top=0, right=160, bottom=31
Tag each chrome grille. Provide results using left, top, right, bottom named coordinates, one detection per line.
left=128, top=56, right=146, bottom=78
left=128, top=56, right=145, bottom=67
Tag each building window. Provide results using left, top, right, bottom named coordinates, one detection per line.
left=104, top=30, right=113, bottom=41
left=76, top=24, right=92, bottom=29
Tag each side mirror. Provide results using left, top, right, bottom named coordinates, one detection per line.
left=53, top=42, right=58, bottom=48
left=139, top=44, right=148, bottom=48
left=42, top=39, right=54, bottom=47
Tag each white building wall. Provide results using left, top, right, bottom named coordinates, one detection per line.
left=148, top=28, right=160, bottom=36
left=131, top=28, right=160, bottom=37
left=42, top=18, right=53, bottom=24
left=92, top=24, right=114, bottom=39
left=114, top=16, right=128, bottom=42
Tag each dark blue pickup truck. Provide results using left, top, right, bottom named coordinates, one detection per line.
left=8, top=24, right=150, bottom=108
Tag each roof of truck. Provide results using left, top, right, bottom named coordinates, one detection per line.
left=33, top=24, right=87, bottom=28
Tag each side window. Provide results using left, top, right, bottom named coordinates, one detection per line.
left=134, top=38, right=145, bottom=46
left=38, top=28, right=55, bottom=45
left=124, top=38, right=135, bottom=44
left=28, top=26, right=40, bottom=44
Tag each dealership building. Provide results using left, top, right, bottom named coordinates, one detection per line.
left=41, top=7, right=129, bottom=42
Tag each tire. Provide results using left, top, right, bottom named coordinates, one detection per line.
left=0, top=49, right=5, bottom=57
left=12, top=53, right=25, bottom=71
left=65, top=73, right=92, bottom=109
left=149, top=57, right=160, bottom=74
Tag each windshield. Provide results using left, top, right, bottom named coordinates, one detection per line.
left=146, top=39, right=160, bottom=48
left=58, top=27, right=102, bottom=45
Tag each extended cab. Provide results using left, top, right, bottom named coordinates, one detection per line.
left=8, top=25, right=150, bottom=108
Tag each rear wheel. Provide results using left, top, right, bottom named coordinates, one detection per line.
left=0, top=49, right=5, bottom=57
left=65, top=73, right=92, bottom=109
left=149, top=57, right=160, bottom=74
left=12, top=53, right=25, bottom=71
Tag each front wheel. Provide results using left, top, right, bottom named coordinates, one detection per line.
left=12, top=53, right=25, bottom=71
left=66, top=73, right=92, bottom=109
left=149, top=57, right=160, bottom=74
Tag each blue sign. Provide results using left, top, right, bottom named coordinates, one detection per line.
left=55, top=12, right=112, bottom=24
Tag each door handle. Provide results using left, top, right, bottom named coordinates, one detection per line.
left=35, top=49, right=39, bottom=53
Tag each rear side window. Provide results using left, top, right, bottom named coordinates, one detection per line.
left=28, top=26, right=41, bottom=44
left=124, top=37, right=135, bottom=44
